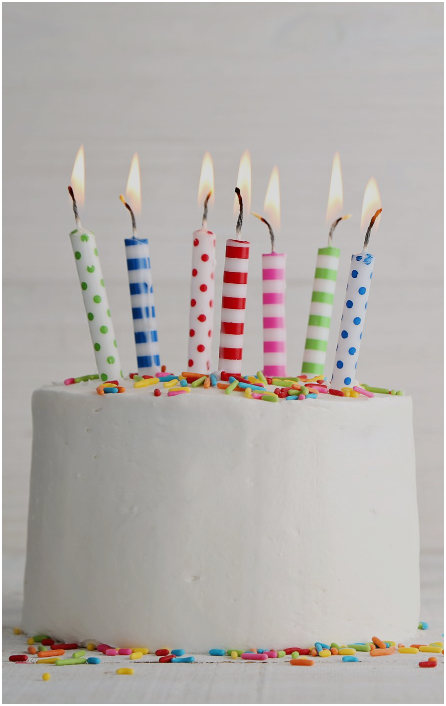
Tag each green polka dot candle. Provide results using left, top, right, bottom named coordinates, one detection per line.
left=68, top=185, right=122, bottom=382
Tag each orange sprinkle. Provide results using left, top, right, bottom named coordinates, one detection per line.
left=37, top=650, right=65, bottom=658
left=330, top=647, right=338, bottom=655
left=372, top=636, right=386, bottom=649
left=290, top=658, right=314, bottom=666
left=204, top=377, right=211, bottom=389
left=181, top=372, right=205, bottom=379
left=310, top=648, right=317, bottom=656
left=28, top=646, right=37, bottom=654
left=370, top=647, right=395, bottom=656
left=429, top=657, right=438, bottom=662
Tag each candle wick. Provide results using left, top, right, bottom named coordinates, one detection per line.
left=68, top=186, right=82, bottom=229
left=252, top=212, right=275, bottom=252
left=363, top=208, right=382, bottom=251
left=120, top=194, right=138, bottom=239
left=328, top=213, right=352, bottom=247
left=202, top=191, right=212, bottom=228
left=235, top=187, right=243, bottom=239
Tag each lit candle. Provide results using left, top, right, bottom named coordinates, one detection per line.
left=331, top=178, right=382, bottom=391
left=187, top=153, right=216, bottom=373
left=68, top=146, right=122, bottom=382
left=252, top=167, right=287, bottom=377
left=302, top=153, right=351, bottom=377
left=121, top=154, right=160, bottom=376
left=218, top=151, right=252, bottom=374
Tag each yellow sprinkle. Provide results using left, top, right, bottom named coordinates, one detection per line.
left=169, top=387, right=190, bottom=392
left=319, top=649, right=331, bottom=657
left=134, top=378, right=159, bottom=388
left=247, top=376, right=262, bottom=385
left=163, top=379, right=179, bottom=388
left=117, top=668, right=134, bottom=675
left=244, top=388, right=252, bottom=398
left=231, top=651, right=238, bottom=659
left=398, top=647, right=419, bottom=654
left=87, top=643, right=95, bottom=651
left=342, top=387, right=359, bottom=398
left=37, top=658, right=59, bottom=664
left=42, top=672, right=51, bottom=681
left=384, top=641, right=396, bottom=646
left=130, top=651, right=143, bottom=660
left=100, top=382, right=117, bottom=388
left=13, top=627, right=22, bottom=635
left=27, top=638, right=34, bottom=645
left=178, top=376, right=185, bottom=380
left=420, top=645, right=442, bottom=653
left=430, top=642, right=443, bottom=647
left=339, top=648, right=356, bottom=655
left=132, top=648, right=149, bottom=654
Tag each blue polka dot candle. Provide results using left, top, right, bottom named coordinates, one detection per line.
left=121, top=154, right=160, bottom=375
left=68, top=150, right=122, bottom=382
left=331, top=189, right=382, bottom=392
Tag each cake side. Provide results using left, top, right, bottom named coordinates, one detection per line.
left=22, top=384, right=420, bottom=650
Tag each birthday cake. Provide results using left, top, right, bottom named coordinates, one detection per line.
left=22, top=378, right=420, bottom=651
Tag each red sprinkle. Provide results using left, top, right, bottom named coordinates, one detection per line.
left=161, top=365, right=167, bottom=372
left=155, top=649, right=170, bottom=657
left=220, top=372, right=245, bottom=382
left=283, top=647, right=311, bottom=655
left=419, top=660, right=437, bottom=668
left=329, top=388, right=344, bottom=397
left=64, top=378, right=75, bottom=385
left=129, top=373, right=138, bottom=379
left=142, top=375, right=154, bottom=379
left=51, top=643, right=79, bottom=650
left=41, top=638, right=55, bottom=646
left=159, top=655, right=175, bottom=663
left=154, top=388, right=161, bottom=397
left=9, top=655, right=28, bottom=662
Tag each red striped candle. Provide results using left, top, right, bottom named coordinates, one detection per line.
left=262, top=252, right=286, bottom=377
left=218, top=239, right=250, bottom=374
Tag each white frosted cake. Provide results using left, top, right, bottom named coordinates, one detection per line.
left=22, top=381, right=420, bottom=651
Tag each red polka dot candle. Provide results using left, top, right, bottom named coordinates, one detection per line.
left=331, top=179, right=382, bottom=391
left=253, top=167, right=287, bottom=377
left=68, top=147, right=122, bottom=383
left=187, top=153, right=216, bottom=373
left=218, top=179, right=251, bottom=375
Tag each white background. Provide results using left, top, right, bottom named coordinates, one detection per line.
left=3, top=1, right=443, bottom=572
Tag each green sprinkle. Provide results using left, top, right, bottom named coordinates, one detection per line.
left=81, top=282, right=87, bottom=290
left=88, top=312, right=94, bottom=321
left=55, top=658, right=88, bottom=666
left=257, top=371, right=267, bottom=385
left=94, top=343, right=101, bottom=351
left=100, top=326, right=108, bottom=334
left=75, top=251, right=81, bottom=260
left=261, top=394, right=278, bottom=402
left=331, top=643, right=340, bottom=649
left=133, top=375, right=143, bottom=381
left=192, top=376, right=207, bottom=388
left=73, top=650, right=86, bottom=658
left=291, top=651, right=299, bottom=659
left=93, top=295, right=102, bottom=304
left=347, top=644, right=370, bottom=652
left=32, top=635, right=50, bottom=642
left=362, top=384, right=391, bottom=394
left=225, top=379, right=238, bottom=394
left=277, top=651, right=286, bottom=657
left=300, top=386, right=309, bottom=395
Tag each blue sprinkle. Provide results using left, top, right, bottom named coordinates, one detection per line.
left=257, top=649, right=267, bottom=654
left=315, top=643, right=323, bottom=652
left=209, top=649, right=226, bottom=656
left=358, top=287, right=366, bottom=295
left=343, top=656, right=359, bottom=662
left=87, top=657, right=101, bottom=664
left=210, top=374, right=217, bottom=387
left=353, top=317, right=361, bottom=325
left=306, top=393, right=317, bottom=399
left=346, top=300, right=353, bottom=309
left=336, top=361, right=344, bottom=369
left=384, top=642, right=390, bottom=648
left=157, top=375, right=177, bottom=382
left=341, top=330, right=348, bottom=339
left=104, top=387, right=118, bottom=394
left=318, top=643, right=330, bottom=649
left=180, top=379, right=188, bottom=387
left=172, top=656, right=195, bottom=663
left=172, top=649, right=185, bottom=656
left=352, top=270, right=358, bottom=278
left=344, top=377, right=352, bottom=385
left=348, top=347, right=356, bottom=355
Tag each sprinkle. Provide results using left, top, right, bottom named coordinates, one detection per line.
left=161, top=365, right=167, bottom=372
left=231, top=651, right=238, bottom=659
left=172, top=656, right=195, bottom=662
left=370, top=647, right=395, bottom=656
left=159, top=655, right=175, bottom=662
left=155, top=649, right=170, bottom=657
left=244, top=387, right=252, bottom=398
left=399, top=647, right=419, bottom=654
left=225, top=379, right=239, bottom=395
left=52, top=643, right=79, bottom=650
left=419, top=660, right=437, bottom=668
left=329, top=388, right=344, bottom=396
left=55, top=658, right=88, bottom=665
left=347, top=644, right=370, bottom=652
left=419, top=646, right=442, bottom=653
left=181, top=372, right=206, bottom=380
left=290, top=659, right=314, bottom=666
left=362, top=384, right=404, bottom=395
left=204, top=377, right=211, bottom=388
left=209, top=649, right=226, bottom=656
left=331, top=643, right=340, bottom=649
left=372, top=637, right=386, bottom=649
left=37, top=658, right=59, bottom=664
left=241, top=653, right=268, bottom=660
left=130, top=652, right=143, bottom=660
left=132, top=648, right=149, bottom=654
left=257, top=371, right=267, bottom=384
left=168, top=390, right=189, bottom=397
left=342, top=656, right=359, bottom=662
left=28, top=646, right=37, bottom=654
left=237, top=381, right=268, bottom=392
left=104, top=387, right=118, bottom=394
left=191, top=376, right=207, bottom=387
left=133, top=376, right=143, bottom=381
left=180, top=379, right=188, bottom=387
left=277, top=651, right=286, bottom=658
left=42, top=672, right=51, bottom=681
left=154, top=388, right=161, bottom=396
left=105, top=649, right=118, bottom=656
left=261, top=394, right=278, bottom=402
left=116, top=668, right=134, bottom=675
left=210, top=374, right=217, bottom=386
left=171, top=649, right=185, bottom=656
left=331, top=648, right=339, bottom=655
left=9, top=654, right=28, bottom=662
left=27, top=638, right=34, bottom=645
left=418, top=621, right=429, bottom=630
left=342, top=387, right=359, bottom=398
left=163, top=378, right=179, bottom=388
left=87, top=657, right=101, bottom=664
left=41, top=639, right=55, bottom=646
left=169, top=387, right=191, bottom=392
left=37, top=650, right=65, bottom=658
left=13, top=627, right=22, bottom=635
left=338, top=648, right=356, bottom=655
left=118, top=649, right=132, bottom=655
left=134, top=377, right=159, bottom=388
left=353, top=385, right=374, bottom=398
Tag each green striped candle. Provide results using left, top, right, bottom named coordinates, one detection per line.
left=302, top=245, right=340, bottom=376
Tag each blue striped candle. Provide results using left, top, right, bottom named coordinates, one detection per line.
left=125, top=237, right=160, bottom=375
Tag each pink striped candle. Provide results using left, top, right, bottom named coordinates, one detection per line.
left=218, top=238, right=250, bottom=374
left=262, top=252, right=287, bottom=376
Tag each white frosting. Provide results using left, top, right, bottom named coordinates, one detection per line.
left=23, top=382, right=420, bottom=650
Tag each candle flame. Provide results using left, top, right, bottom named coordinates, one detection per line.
left=198, top=152, right=214, bottom=207
left=126, top=153, right=142, bottom=215
left=361, top=177, right=381, bottom=233
left=263, top=166, right=280, bottom=232
left=326, top=152, right=343, bottom=223
left=234, top=150, right=251, bottom=216
left=71, top=145, right=85, bottom=207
